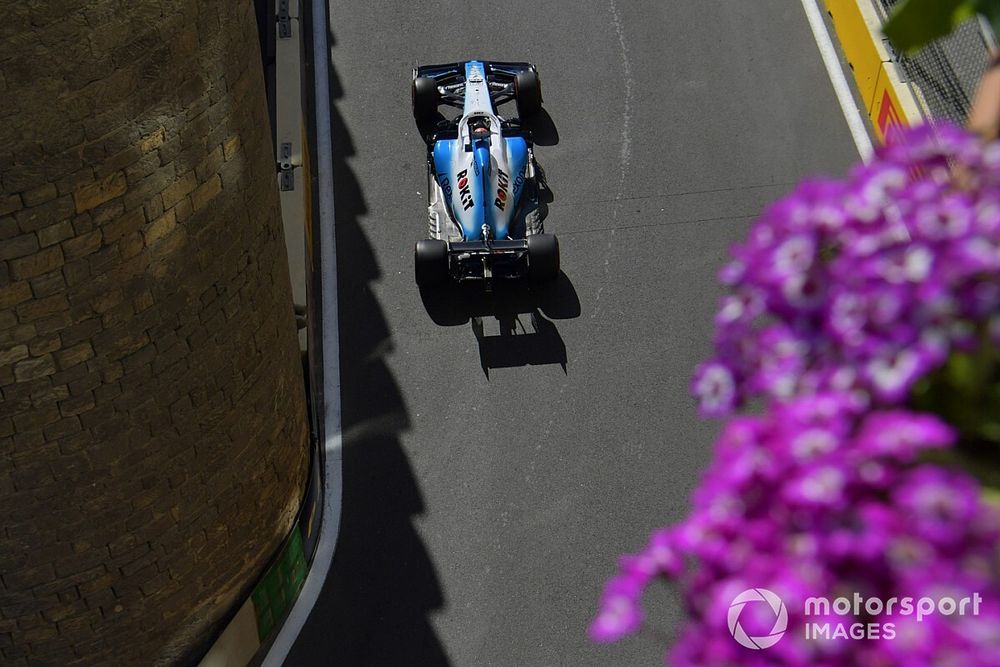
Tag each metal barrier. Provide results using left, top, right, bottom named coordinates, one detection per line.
left=875, top=0, right=996, bottom=124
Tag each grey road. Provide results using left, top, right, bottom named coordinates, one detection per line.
left=288, top=1, right=857, bottom=665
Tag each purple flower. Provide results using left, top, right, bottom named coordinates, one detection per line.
left=718, top=257, right=746, bottom=286
left=893, top=466, right=979, bottom=546
left=714, top=289, right=765, bottom=328
left=965, top=281, right=1000, bottom=318
left=775, top=392, right=860, bottom=434
left=771, top=234, right=818, bottom=279
left=600, top=123, right=1000, bottom=665
left=689, top=122, right=1000, bottom=415
left=643, top=528, right=683, bottom=577
left=827, top=290, right=868, bottom=348
left=589, top=574, right=645, bottom=642
left=863, top=348, right=930, bottom=403
left=822, top=501, right=899, bottom=562
left=691, top=361, right=737, bottom=417
left=973, top=197, right=1000, bottom=235
left=750, top=325, right=809, bottom=397
left=914, top=194, right=973, bottom=240
left=954, top=236, right=1000, bottom=273
left=876, top=244, right=935, bottom=284
left=617, top=552, right=659, bottom=587
left=852, top=411, right=955, bottom=461
left=783, top=464, right=848, bottom=508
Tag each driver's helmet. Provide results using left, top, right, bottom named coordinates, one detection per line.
left=469, top=116, right=491, bottom=141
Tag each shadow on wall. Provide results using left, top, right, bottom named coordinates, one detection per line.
left=283, top=29, right=449, bottom=667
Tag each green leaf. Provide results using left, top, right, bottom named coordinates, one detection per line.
left=883, top=0, right=979, bottom=55
left=946, top=351, right=977, bottom=391
left=982, top=487, right=1000, bottom=508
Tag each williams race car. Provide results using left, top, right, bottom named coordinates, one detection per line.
left=411, top=60, right=559, bottom=288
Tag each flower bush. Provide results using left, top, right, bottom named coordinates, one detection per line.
left=591, top=123, right=1000, bottom=665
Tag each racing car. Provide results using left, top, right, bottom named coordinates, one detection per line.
left=411, top=60, right=560, bottom=288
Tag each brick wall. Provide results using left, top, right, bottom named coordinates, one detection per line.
left=0, top=1, right=310, bottom=664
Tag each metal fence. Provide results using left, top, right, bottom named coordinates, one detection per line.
left=875, top=0, right=996, bottom=124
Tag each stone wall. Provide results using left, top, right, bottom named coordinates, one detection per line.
left=0, top=1, right=310, bottom=664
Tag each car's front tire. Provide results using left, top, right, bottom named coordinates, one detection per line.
left=415, top=239, right=448, bottom=286
left=412, top=76, right=439, bottom=120
left=527, top=233, right=559, bottom=283
left=514, top=70, right=542, bottom=118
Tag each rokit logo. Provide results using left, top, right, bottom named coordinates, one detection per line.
left=494, top=168, right=510, bottom=211
left=456, top=169, right=474, bottom=211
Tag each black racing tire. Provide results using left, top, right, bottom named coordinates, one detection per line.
left=414, top=239, right=448, bottom=286
left=527, top=233, right=559, bottom=283
left=411, top=76, right=439, bottom=120
left=514, top=70, right=542, bottom=118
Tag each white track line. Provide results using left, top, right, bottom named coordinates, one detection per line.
left=261, top=0, right=343, bottom=664
left=800, top=0, right=875, bottom=161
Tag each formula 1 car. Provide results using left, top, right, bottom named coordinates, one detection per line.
left=411, top=60, right=559, bottom=287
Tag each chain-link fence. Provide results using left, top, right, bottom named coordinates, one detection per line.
left=875, top=0, right=996, bottom=124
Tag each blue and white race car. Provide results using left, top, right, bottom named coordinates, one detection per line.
left=411, top=60, right=559, bottom=287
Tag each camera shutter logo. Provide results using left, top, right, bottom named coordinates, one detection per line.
left=728, top=588, right=788, bottom=649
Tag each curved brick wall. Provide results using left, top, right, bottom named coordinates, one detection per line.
left=0, top=2, right=309, bottom=664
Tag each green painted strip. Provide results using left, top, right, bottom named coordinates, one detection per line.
left=251, top=527, right=307, bottom=643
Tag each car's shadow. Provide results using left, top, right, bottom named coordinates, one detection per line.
left=527, top=108, right=559, bottom=146
left=419, top=272, right=581, bottom=377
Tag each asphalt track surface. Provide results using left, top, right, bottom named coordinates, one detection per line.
left=287, top=2, right=858, bottom=665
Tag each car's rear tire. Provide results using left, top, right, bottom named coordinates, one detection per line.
left=527, top=233, right=559, bottom=283
left=415, top=239, right=448, bottom=286
left=412, top=76, right=439, bottom=120
left=515, top=70, right=542, bottom=118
